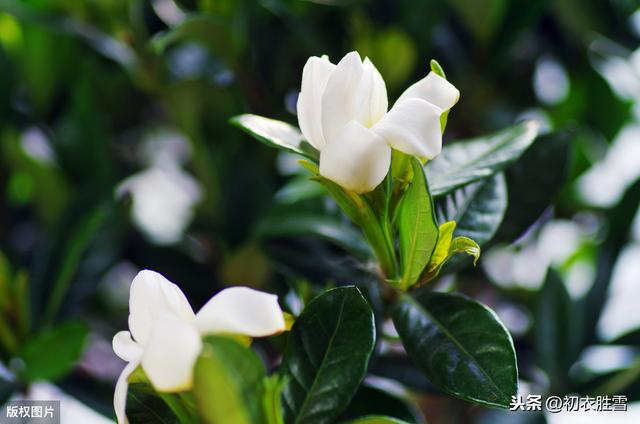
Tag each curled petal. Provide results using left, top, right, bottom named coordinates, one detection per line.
left=195, top=287, right=285, bottom=337
left=141, top=312, right=202, bottom=392
left=112, top=331, right=142, bottom=363
left=321, top=51, right=365, bottom=143
left=353, top=58, right=388, bottom=128
left=128, top=270, right=195, bottom=346
left=373, top=98, right=443, bottom=159
left=297, top=56, right=336, bottom=150
left=395, top=72, right=459, bottom=112
left=114, top=360, right=140, bottom=424
left=319, top=120, right=391, bottom=193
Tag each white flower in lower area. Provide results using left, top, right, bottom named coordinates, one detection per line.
left=297, top=51, right=459, bottom=193
left=112, top=270, right=285, bottom=424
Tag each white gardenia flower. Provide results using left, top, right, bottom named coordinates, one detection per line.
left=112, top=270, right=285, bottom=424
left=297, top=51, right=459, bottom=193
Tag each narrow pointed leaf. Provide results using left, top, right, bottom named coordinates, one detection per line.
left=231, top=114, right=319, bottom=160
left=398, top=158, right=439, bottom=289
left=281, top=286, right=375, bottom=424
left=393, top=292, right=518, bottom=408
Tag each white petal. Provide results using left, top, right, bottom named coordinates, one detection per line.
left=353, top=58, right=388, bottom=128
left=195, top=287, right=285, bottom=337
left=112, top=331, right=143, bottom=362
left=319, top=120, right=391, bottom=193
left=321, top=51, right=365, bottom=143
left=141, top=312, right=202, bottom=392
left=297, top=56, right=336, bottom=150
left=114, top=360, right=140, bottom=424
left=396, top=72, right=459, bottom=111
left=128, top=270, right=195, bottom=346
left=373, top=98, right=443, bottom=159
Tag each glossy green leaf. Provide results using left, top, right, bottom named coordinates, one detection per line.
left=19, top=320, right=88, bottom=382
left=397, top=158, right=439, bottom=290
left=126, top=383, right=181, bottom=424
left=425, top=221, right=457, bottom=273
left=496, top=130, right=571, bottom=242
left=393, top=292, right=518, bottom=408
left=193, top=337, right=266, bottom=424
left=449, top=237, right=480, bottom=265
left=231, top=114, right=319, bottom=161
left=344, top=417, right=412, bottom=424
left=427, top=121, right=539, bottom=197
left=436, top=173, right=507, bottom=249
left=281, top=286, right=376, bottom=424
left=420, top=222, right=480, bottom=282
left=340, top=383, right=423, bottom=423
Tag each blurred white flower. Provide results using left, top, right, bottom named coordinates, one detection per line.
left=483, top=219, right=595, bottom=297
left=577, top=124, right=640, bottom=207
left=116, top=165, right=202, bottom=245
left=533, top=57, right=570, bottom=105
left=598, top=244, right=640, bottom=341
left=112, top=270, right=285, bottom=424
left=297, top=51, right=459, bottom=193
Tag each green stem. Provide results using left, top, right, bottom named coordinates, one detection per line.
left=349, top=192, right=398, bottom=279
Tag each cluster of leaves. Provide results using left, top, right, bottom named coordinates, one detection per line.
left=1, top=0, right=639, bottom=423
left=0, top=254, right=88, bottom=405
left=230, top=99, right=542, bottom=417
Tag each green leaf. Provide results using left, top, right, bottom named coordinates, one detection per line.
left=535, top=271, right=583, bottom=393
left=397, top=158, right=439, bottom=290
left=340, top=383, right=423, bottom=423
left=420, top=222, right=480, bottom=283
left=449, top=237, right=481, bottom=265
left=496, top=130, right=572, bottom=242
left=281, top=286, right=376, bottom=424
left=435, top=173, right=507, bottom=250
left=42, top=206, right=109, bottom=325
left=126, top=383, right=181, bottom=424
left=0, top=0, right=136, bottom=68
left=231, top=114, right=319, bottom=161
left=275, top=176, right=326, bottom=205
left=193, top=337, right=266, bottom=424
left=343, top=416, right=412, bottom=424
left=0, top=376, right=15, bottom=406
left=393, top=292, right=518, bottom=408
left=427, top=121, right=539, bottom=197
left=256, top=213, right=371, bottom=260
left=425, top=221, right=457, bottom=273
left=19, top=320, right=88, bottom=382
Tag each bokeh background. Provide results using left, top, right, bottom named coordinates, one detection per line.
left=1, top=0, right=640, bottom=423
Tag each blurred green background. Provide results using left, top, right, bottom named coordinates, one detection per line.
left=1, top=0, right=640, bottom=423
